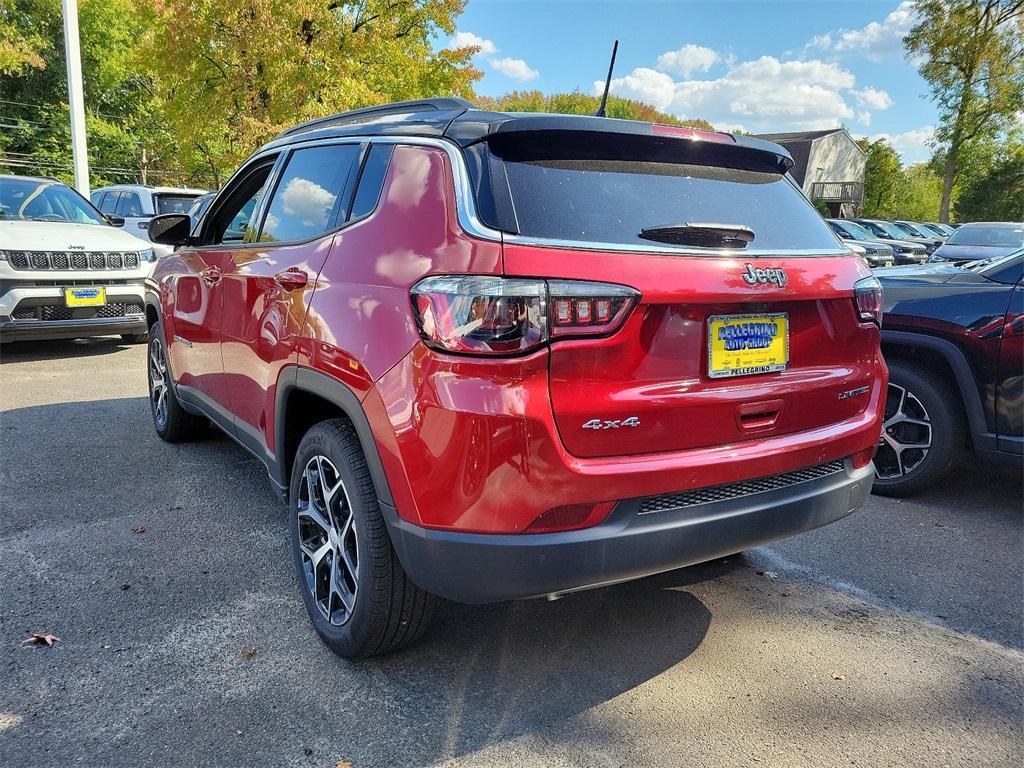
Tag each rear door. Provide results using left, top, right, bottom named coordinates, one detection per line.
left=996, top=281, right=1023, bottom=452
left=115, top=189, right=149, bottom=239
left=219, top=141, right=362, bottom=461
left=485, top=130, right=878, bottom=458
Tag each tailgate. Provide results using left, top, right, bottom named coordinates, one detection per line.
left=504, top=244, right=878, bottom=458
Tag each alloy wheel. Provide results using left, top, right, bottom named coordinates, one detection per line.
left=296, top=455, right=359, bottom=626
left=875, top=382, right=932, bottom=479
left=148, top=336, right=169, bottom=429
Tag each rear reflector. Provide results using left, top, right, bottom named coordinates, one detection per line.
left=524, top=501, right=616, bottom=534
left=852, top=446, right=877, bottom=469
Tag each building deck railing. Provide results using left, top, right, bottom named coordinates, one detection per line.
left=810, top=181, right=864, bottom=203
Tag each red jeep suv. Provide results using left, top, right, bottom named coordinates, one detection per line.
left=145, top=99, right=886, bottom=658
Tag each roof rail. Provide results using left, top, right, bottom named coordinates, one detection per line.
left=276, top=98, right=474, bottom=139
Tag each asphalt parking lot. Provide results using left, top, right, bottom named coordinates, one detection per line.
left=1, top=338, right=1021, bottom=768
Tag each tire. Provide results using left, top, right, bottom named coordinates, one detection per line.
left=147, top=321, right=207, bottom=443
left=872, top=358, right=963, bottom=497
left=121, top=332, right=149, bottom=344
left=290, top=419, right=435, bottom=658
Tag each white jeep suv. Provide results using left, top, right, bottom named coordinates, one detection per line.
left=91, top=183, right=207, bottom=243
left=1, top=175, right=158, bottom=344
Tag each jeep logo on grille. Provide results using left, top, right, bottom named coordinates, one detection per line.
left=742, top=264, right=787, bottom=287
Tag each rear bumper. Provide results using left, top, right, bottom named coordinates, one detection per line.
left=385, top=459, right=873, bottom=604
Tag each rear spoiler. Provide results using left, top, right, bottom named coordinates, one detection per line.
left=446, top=113, right=794, bottom=175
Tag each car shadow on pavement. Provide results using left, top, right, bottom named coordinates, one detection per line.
left=0, top=336, right=137, bottom=363
left=347, top=564, right=725, bottom=765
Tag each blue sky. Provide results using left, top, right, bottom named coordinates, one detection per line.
left=445, top=0, right=938, bottom=163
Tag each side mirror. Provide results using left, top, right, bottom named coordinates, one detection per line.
left=149, top=213, right=193, bottom=247
left=106, top=215, right=125, bottom=227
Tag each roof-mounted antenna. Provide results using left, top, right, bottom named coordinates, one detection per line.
left=594, top=40, right=619, bottom=118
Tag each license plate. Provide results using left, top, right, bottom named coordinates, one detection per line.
left=65, top=287, right=107, bottom=307
left=707, top=313, right=789, bottom=379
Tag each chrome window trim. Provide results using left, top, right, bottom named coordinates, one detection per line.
left=238, top=134, right=855, bottom=257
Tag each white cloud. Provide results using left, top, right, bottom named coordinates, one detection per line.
left=594, top=45, right=903, bottom=132
left=447, top=31, right=497, bottom=57
left=489, top=57, right=539, bottom=82
left=656, top=44, right=720, bottom=78
left=852, top=86, right=894, bottom=111
left=281, top=178, right=335, bottom=228
left=866, top=125, right=937, bottom=163
left=809, top=2, right=918, bottom=62
left=593, top=67, right=676, bottom=111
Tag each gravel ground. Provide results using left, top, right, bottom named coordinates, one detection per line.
left=1, top=337, right=1021, bottom=768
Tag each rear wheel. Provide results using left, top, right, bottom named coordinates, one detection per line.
left=290, top=419, right=434, bottom=658
left=872, top=359, right=962, bottom=497
left=147, top=321, right=206, bottom=442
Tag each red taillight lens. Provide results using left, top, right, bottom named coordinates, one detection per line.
left=411, top=276, right=639, bottom=355
left=547, top=280, right=638, bottom=339
left=853, top=276, right=883, bottom=325
left=650, top=124, right=736, bottom=143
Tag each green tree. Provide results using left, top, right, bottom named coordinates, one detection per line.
left=858, top=138, right=903, bottom=218
left=905, top=0, right=1024, bottom=221
left=955, top=142, right=1024, bottom=219
left=0, top=0, right=170, bottom=187
left=476, top=89, right=714, bottom=129
left=0, top=0, right=47, bottom=75
left=894, top=164, right=944, bottom=220
left=145, top=0, right=480, bottom=184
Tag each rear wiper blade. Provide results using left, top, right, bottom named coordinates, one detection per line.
left=638, top=222, right=755, bottom=249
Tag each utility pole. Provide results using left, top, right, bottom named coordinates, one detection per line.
left=61, top=0, right=89, bottom=195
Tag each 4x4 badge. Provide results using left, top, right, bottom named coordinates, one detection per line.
left=742, top=263, right=787, bottom=287
left=582, top=417, right=640, bottom=430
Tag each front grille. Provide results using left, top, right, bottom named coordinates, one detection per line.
left=10, top=301, right=145, bottom=322
left=6, top=251, right=140, bottom=272
left=638, top=460, right=846, bottom=515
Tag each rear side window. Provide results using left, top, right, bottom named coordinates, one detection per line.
left=115, top=191, right=143, bottom=217
left=156, top=194, right=199, bottom=214
left=99, top=191, right=121, bottom=214
left=349, top=144, right=394, bottom=220
left=485, top=134, right=840, bottom=251
left=260, top=144, right=360, bottom=242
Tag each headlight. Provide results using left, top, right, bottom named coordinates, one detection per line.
left=139, top=248, right=158, bottom=263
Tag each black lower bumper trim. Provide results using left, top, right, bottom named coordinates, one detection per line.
left=384, top=460, right=873, bottom=604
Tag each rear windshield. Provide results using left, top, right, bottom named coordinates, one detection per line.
left=947, top=225, right=1024, bottom=248
left=490, top=144, right=839, bottom=251
left=156, top=194, right=201, bottom=214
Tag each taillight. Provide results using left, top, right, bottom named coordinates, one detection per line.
left=853, top=276, right=883, bottom=325
left=411, top=276, right=639, bottom=356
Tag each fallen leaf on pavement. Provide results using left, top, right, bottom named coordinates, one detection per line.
left=335, top=761, right=352, bottom=768
left=21, top=633, right=59, bottom=647
left=132, top=526, right=145, bottom=534
left=240, top=646, right=258, bottom=660
left=757, top=571, right=778, bottom=580
left=831, top=671, right=845, bottom=680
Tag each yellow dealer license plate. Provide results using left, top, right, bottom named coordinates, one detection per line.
left=65, top=287, right=107, bottom=307
left=707, top=313, right=789, bottom=379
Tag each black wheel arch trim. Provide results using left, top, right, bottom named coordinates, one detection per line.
left=274, top=365, right=395, bottom=507
left=881, top=329, right=996, bottom=452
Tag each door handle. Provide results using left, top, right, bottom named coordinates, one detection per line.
left=200, top=266, right=222, bottom=284
left=274, top=269, right=308, bottom=291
